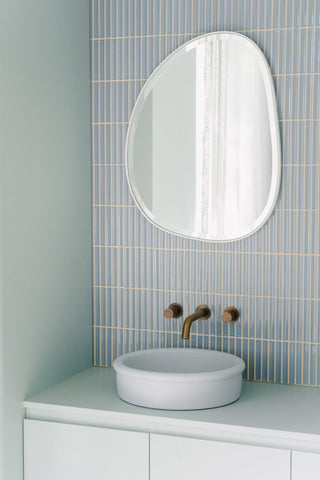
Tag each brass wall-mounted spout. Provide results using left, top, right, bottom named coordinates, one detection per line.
left=182, top=305, right=211, bottom=339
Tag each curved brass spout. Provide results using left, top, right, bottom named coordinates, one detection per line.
left=182, top=305, right=211, bottom=339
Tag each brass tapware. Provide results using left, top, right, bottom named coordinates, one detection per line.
left=164, top=303, right=183, bottom=319
left=222, top=307, right=240, bottom=323
left=181, top=304, right=211, bottom=339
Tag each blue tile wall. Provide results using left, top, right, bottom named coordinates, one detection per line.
left=91, top=0, right=320, bottom=386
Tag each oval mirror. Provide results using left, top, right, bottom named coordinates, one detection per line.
left=126, top=32, right=281, bottom=242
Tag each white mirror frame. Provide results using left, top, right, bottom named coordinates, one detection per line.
left=125, top=32, right=281, bottom=243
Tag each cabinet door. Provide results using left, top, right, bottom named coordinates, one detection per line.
left=150, top=433, right=290, bottom=480
left=292, top=451, right=320, bottom=480
left=24, top=419, right=148, bottom=480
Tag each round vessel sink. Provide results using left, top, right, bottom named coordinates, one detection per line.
left=113, top=348, right=246, bottom=410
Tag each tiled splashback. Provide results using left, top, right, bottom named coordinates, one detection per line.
left=91, top=0, right=320, bottom=386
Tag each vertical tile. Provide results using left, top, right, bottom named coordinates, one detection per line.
left=91, top=0, right=320, bottom=386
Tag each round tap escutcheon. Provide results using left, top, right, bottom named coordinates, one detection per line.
left=222, top=307, right=240, bottom=323
left=164, top=303, right=183, bottom=319
left=195, top=304, right=211, bottom=320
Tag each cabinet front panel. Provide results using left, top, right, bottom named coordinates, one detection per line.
left=292, top=451, right=320, bottom=480
left=150, top=433, right=290, bottom=480
left=24, top=420, right=148, bottom=480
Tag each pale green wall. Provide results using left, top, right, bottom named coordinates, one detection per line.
left=0, top=2, right=91, bottom=479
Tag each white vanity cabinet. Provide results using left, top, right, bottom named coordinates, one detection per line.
left=24, top=420, right=291, bottom=480
left=150, top=433, right=290, bottom=480
left=23, top=368, right=320, bottom=480
left=25, top=421, right=320, bottom=480
left=24, top=420, right=149, bottom=480
left=292, top=451, right=320, bottom=480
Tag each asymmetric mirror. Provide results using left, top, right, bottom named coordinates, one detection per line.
left=126, top=32, right=281, bottom=242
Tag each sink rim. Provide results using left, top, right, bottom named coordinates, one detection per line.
left=113, top=348, right=245, bottom=383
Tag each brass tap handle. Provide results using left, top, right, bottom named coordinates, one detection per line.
left=222, top=307, right=240, bottom=323
left=164, top=303, right=183, bottom=319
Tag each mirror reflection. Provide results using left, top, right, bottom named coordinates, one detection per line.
left=127, top=33, right=281, bottom=242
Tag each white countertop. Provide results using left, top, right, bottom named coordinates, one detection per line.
left=23, top=367, right=320, bottom=452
